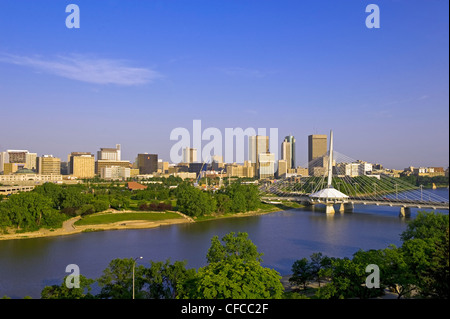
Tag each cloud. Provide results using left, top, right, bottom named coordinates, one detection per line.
left=0, top=53, right=161, bottom=86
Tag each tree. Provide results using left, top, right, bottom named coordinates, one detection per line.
left=180, top=231, right=282, bottom=299
left=381, top=245, right=417, bottom=299
left=206, top=232, right=263, bottom=264
left=215, top=193, right=231, bottom=215
left=401, top=212, right=449, bottom=242
left=175, top=183, right=216, bottom=217
left=41, top=275, right=95, bottom=299
left=315, top=257, right=376, bottom=299
left=143, top=259, right=195, bottom=299
left=180, top=259, right=283, bottom=299
left=400, top=212, right=449, bottom=298
left=34, top=182, right=63, bottom=209
left=97, top=258, right=146, bottom=299
left=0, top=191, right=65, bottom=231
left=289, top=258, right=312, bottom=290
left=309, top=252, right=333, bottom=287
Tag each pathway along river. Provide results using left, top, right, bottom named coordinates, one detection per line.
left=0, top=188, right=448, bottom=299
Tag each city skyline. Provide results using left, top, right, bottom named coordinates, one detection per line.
left=0, top=1, right=448, bottom=169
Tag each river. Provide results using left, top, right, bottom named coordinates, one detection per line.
left=0, top=188, right=448, bottom=299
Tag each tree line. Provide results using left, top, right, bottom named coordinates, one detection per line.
left=0, top=181, right=262, bottom=233
left=174, top=182, right=261, bottom=218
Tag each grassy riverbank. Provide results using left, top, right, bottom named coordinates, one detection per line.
left=74, top=211, right=183, bottom=226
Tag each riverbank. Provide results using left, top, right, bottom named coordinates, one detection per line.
left=0, top=209, right=194, bottom=241
left=0, top=202, right=297, bottom=241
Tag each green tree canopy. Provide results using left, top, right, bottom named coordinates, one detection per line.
left=97, top=258, right=146, bottom=299
left=206, top=232, right=263, bottom=264
left=41, top=275, right=95, bottom=299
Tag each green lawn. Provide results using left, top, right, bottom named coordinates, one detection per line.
left=74, top=212, right=183, bottom=226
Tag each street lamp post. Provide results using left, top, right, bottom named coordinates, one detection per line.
left=132, top=256, right=143, bottom=299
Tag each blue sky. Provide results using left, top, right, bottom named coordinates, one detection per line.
left=0, top=0, right=448, bottom=169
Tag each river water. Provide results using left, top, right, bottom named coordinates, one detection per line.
left=0, top=188, right=448, bottom=299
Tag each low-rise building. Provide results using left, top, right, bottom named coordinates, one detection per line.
left=100, top=166, right=130, bottom=180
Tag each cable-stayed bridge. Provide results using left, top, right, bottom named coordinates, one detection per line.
left=261, top=131, right=449, bottom=216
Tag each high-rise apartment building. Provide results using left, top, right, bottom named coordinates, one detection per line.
left=137, top=153, right=158, bottom=174
left=282, top=135, right=296, bottom=169
left=97, top=144, right=121, bottom=161
left=37, top=155, right=61, bottom=175
left=69, top=152, right=95, bottom=178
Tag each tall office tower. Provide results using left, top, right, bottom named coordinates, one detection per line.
left=249, top=135, right=269, bottom=176
left=69, top=152, right=95, bottom=178
left=308, top=134, right=328, bottom=176
left=97, top=144, right=121, bottom=161
left=137, top=153, right=158, bottom=174
left=308, top=135, right=327, bottom=162
left=258, top=152, right=275, bottom=179
left=37, top=155, right=61, bottom=175
left=283, top=135, right=296, bottom=169
left=182, top=147, right=197, bottom=163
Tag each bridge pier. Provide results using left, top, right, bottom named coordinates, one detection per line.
left=325, top=204, right=335, bottom=214
left=399, top=207, right=411, bottom=218
left=339, top=203, right=354, bottom=213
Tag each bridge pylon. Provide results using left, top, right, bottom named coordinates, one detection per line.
left=309, top=130, right=349, bottom=214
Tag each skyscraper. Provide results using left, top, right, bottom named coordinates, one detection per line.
left=308, top=134, right=328, bottom=176
left=137, top=153, right=158, bottom=174
left=281, top=135, right=296, bottom=169
left=249, top=135, right=269, bottom=177
left=182, top=147, right=197, bottom=163
left=308, top=135, right=327, bottom=163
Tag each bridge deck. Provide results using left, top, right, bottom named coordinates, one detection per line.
left=261, top=195, right=449, bottom=210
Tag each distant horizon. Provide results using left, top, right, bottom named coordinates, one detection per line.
left=0, top=1, right=448, bottom=171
